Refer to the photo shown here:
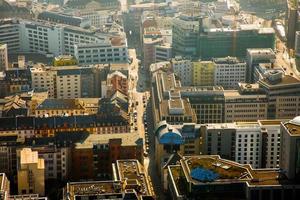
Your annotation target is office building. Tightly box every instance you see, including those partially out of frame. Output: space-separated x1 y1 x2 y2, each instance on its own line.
192 61 215 86
71 133 143 180
31 65 95 99
224 83 268 122
0 173 10 200
280 116 300 181
63 159 154 200
286 0 300 49
155 43 172 63
37 11 91 28
246 48 276 83
213 57 246 89
151 72 197 125
17 148 45 196
143 30 164 68
167 155 300 200
198 24 275 59
74 41 128 65
171 58 192 86
0 19 126 58
172 15 199 58
0 19 20 54
0 44 8 71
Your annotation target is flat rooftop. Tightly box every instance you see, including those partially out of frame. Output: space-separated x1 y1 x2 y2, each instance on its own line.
169 155 287 193
67 181 121 199
74 132 142 149
284 123 300 135
116 160 153 196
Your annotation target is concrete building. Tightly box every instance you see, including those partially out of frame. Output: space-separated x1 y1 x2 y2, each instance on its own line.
280 116 300 181
213 57 246 89
154 43 172 63
143 30 164 68
74 40 128 65
34 98 99 117
172 15 199 58
246 48 276 83
0 18 126 58
192 61 215 86
171 58 192 86
0 44 8 71
198 24 275 59
286 0 300 49
64 159 154 200
167 155 300 200
102 71 128 98
0 173 10 200
79 10 113 28
37 11 91 28
30 65 95 99
71 133 143 180
0 19 20 54
224 83 268 122
17 148 45 196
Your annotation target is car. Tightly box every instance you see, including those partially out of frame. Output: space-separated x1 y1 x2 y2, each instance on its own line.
135 127 138 131
146 146 149 152
143 151 148 157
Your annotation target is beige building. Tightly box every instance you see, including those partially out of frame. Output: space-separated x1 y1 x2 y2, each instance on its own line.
224 83 268 122
17 148 45 196
192 61 215 86
30 66 57 98
0 173 10 200
0 44 8 71
280 116 300 180
34 98 99 117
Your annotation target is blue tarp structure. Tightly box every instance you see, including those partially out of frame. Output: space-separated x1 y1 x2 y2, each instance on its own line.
190 167 219 182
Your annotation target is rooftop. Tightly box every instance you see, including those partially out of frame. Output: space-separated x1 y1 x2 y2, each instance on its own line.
74 132 143 149
66 181 122 199
116 160 153 197
36 99 84 110
169 155 288 196
284 117 300 135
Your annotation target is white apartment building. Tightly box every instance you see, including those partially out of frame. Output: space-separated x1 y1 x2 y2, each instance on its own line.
0 44 8 71
235 123 262 169
155 43 172 63
213 57 246 89
171 58 192 86
74 41 128 65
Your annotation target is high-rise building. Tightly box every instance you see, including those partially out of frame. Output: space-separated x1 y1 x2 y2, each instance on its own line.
286 0 300 49
198 24 275 59
280 116 300 181
246 48 276 83
0 44 8 71
17 148 45 196
213 57 246 89
171 58 192 86
172 15 199 58
0 173 10 200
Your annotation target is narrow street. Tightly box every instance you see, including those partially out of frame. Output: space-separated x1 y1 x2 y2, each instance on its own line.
128 49 165 199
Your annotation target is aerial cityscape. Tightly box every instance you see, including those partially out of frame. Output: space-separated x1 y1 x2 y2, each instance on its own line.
0 0 300 199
